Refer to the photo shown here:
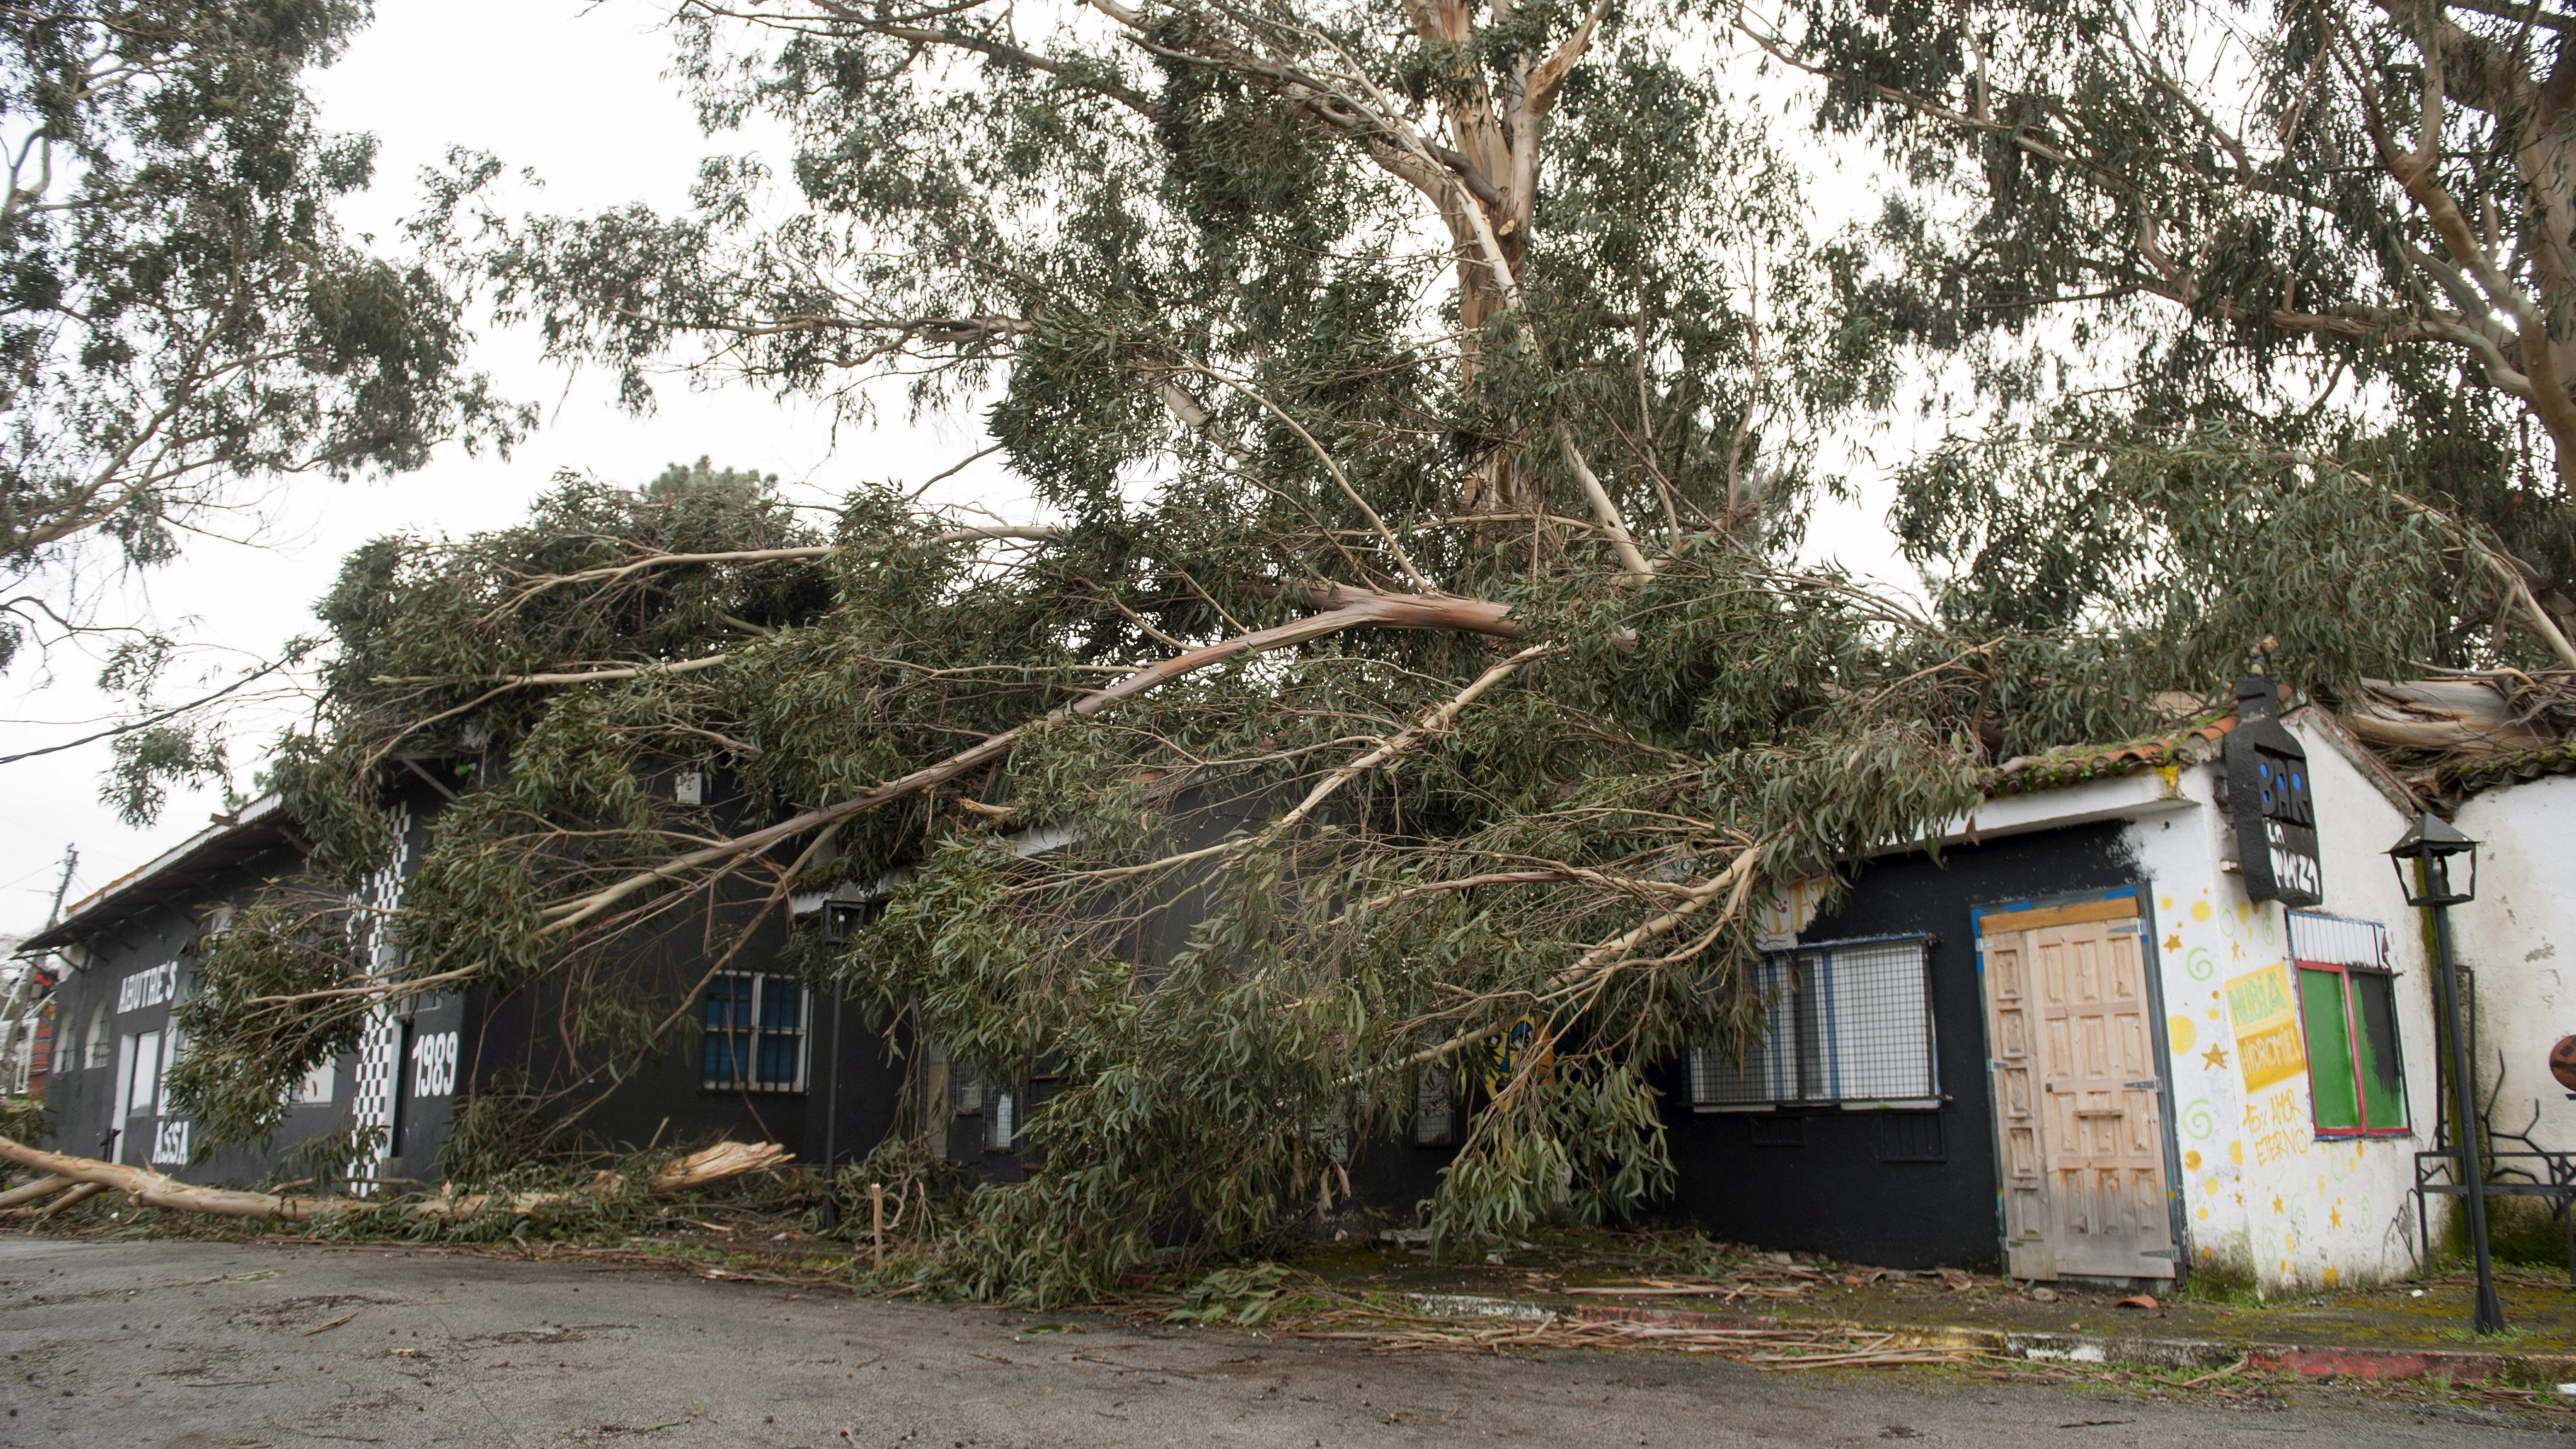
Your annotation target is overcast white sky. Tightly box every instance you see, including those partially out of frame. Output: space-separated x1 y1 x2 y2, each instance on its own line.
0 1 1917 937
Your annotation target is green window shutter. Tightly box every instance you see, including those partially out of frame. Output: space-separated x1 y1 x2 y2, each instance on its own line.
2348 972 2408 1131
2298 967 2361 1131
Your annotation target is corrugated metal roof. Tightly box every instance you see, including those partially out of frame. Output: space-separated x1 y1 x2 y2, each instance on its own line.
18 794 294 954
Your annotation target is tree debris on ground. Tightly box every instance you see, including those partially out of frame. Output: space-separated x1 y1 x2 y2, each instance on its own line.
0 1135 789 1224
1286 1314 1997 1369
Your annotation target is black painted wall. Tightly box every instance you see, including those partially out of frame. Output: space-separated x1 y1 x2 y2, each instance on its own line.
42 845 375 1188
1341 1126 1457 1220
1655 821 2143 1270
458 902 911 1180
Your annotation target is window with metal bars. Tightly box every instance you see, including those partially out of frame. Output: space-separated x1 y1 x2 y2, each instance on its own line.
1688 936 1936 1110
2287 912 2409 1137
934 1046 1034 1153
701 973 809 1092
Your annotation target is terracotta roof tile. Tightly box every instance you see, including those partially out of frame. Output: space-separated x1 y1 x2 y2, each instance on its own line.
2429 738 2576 798
1979 714 2238 799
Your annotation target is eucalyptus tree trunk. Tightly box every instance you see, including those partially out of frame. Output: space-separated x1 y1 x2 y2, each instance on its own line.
1750 0 2576 646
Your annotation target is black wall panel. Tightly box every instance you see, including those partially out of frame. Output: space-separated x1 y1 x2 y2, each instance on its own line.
1655 822 2141 1269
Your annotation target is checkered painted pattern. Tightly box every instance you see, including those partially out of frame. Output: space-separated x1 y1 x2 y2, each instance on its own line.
347 809 412 1188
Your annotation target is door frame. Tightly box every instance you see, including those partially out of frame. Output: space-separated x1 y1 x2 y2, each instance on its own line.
108 1031 136 1161
120 1027 163 1168
1969 884 2187 1284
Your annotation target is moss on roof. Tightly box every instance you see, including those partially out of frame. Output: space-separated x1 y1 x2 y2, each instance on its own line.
1977 714 2238 800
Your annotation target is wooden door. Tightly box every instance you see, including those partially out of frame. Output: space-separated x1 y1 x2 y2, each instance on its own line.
122 1029 161 1168
1979 898 2175 1282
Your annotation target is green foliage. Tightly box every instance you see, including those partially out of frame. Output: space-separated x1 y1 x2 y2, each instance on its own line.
1770 0 2576 654
1894 420 2477 753
267 1122 386 1195
0 1095 50 1155
1164 1261 1319 1326
177 0 2532 1305
436 1088 564 1192
0 2 530 674
170 893 371 1151
102 722 231 829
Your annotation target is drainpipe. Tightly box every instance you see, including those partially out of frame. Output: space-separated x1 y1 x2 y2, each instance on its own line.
820 989 844 1230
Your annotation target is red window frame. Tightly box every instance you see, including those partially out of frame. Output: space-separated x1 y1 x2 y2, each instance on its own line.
2287 912 2410 1140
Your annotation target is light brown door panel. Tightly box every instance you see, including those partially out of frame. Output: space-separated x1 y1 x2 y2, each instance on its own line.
1981 907 2176 1282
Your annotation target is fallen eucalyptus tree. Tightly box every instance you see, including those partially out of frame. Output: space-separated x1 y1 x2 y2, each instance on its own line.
119 0 2572 1306
0 1137 790 1224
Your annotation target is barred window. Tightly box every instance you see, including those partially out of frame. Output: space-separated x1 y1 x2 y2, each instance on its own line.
938 1050 1022 1151
702 973 809 1092
1415 1038 1456 1148
943 1059 1030 1153
1690 936 1936 1110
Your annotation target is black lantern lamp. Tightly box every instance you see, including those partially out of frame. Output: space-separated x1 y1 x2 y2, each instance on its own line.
2389 812 2478 907
2391 809 2504 1334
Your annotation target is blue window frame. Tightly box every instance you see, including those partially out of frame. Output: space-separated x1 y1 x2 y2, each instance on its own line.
702 973 808 1092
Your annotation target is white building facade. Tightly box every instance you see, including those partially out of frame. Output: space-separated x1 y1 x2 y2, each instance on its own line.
2450 765 2576 1204
1955 706 2448 1291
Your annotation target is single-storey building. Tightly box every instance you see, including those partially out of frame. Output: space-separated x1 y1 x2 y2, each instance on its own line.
19 777 910 1195
13 677 2484 1299
1660 679 2449 1292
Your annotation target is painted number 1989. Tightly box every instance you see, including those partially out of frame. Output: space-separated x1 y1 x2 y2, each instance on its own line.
411 1031 459 1097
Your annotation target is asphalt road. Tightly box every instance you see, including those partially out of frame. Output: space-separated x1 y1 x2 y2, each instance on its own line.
0 1237 2546 1447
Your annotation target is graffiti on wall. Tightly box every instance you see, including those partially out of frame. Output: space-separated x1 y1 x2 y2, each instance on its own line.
2224 961 2308 1093
2243 1084 2315 1168
2158 878 2415 1292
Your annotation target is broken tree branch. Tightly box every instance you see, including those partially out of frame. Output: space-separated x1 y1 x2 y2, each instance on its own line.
0 1135 794 1223
533 589 1523 936
0 1172 70 1209
501 527 1063 606
1559 429 1655 580
0 1137 344 1221
1072 641 1560 880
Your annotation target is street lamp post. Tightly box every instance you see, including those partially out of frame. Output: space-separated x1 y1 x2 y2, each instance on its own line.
2389 811 2505 1335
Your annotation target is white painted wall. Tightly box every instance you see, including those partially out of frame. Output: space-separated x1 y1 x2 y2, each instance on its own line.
2115 716 2441 1293
1960 717 2444 1289
2452 772 2576 1164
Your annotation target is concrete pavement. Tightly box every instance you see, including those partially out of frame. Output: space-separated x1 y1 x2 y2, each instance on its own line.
0 1237 2545 1447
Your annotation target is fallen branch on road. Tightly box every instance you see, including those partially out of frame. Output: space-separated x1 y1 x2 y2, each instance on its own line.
0 1135 792 1223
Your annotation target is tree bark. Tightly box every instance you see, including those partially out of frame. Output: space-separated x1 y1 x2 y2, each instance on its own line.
0 1135 795 1223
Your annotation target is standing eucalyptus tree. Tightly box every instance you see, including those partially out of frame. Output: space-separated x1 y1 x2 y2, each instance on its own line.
0 2 525 798
1744 0 2576 666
